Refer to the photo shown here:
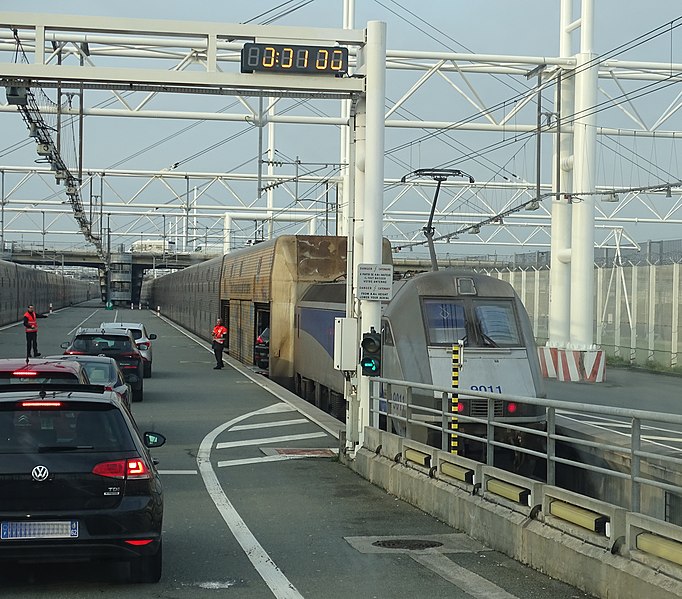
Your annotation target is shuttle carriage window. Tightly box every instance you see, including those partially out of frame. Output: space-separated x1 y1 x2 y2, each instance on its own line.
473 300 521 347
423 299 467 345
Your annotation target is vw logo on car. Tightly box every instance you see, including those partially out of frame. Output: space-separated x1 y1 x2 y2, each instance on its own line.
31 465 50 482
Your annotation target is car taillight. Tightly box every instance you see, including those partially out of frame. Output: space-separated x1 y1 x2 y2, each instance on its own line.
92 458 151 479
13 370 37 377
506 402 518 414
104 385 114 391
256 336 264 344
66 350 85 355
457 401 465 413
125 539 154 546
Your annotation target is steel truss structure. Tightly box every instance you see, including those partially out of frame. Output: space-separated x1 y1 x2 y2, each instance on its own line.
0 10 681 257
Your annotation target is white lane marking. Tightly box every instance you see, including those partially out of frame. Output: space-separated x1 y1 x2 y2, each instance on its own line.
216 431 327 450
563 413 682 436
198 405 303 599
218 454 314 468
558 414 681 452
68 309 102 336
231 419 309 431
158 470 198 475
157 314 339 439
576 421 631 428
411 553 520 599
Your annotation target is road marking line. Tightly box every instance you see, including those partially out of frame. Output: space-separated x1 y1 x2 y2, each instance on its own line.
576 421 631 428
158 469 198 475
216 431 327 449
231 419 309 431
68 309 102 336
218 454 313 467
158 313 339 439
198 405 303 599
411 553 520 599
559 414 681 451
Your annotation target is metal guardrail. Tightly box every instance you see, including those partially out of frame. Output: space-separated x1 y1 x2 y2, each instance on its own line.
369 377 682 518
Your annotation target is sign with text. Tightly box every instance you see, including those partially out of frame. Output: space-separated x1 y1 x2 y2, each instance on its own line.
357 264 393 301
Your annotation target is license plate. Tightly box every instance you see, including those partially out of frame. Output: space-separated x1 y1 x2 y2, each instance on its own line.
1 520 78 540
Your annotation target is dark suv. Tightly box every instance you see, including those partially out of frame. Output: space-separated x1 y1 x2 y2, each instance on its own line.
61 328 144 402
0 383 165 582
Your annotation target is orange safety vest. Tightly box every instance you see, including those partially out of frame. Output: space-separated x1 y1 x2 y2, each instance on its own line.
24 311 37 333
212 325 227 344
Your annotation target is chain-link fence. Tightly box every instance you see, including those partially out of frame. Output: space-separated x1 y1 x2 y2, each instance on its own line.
485 260 682 370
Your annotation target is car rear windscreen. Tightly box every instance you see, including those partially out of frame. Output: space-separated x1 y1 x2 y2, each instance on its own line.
73 335 133 353
0 402 135 453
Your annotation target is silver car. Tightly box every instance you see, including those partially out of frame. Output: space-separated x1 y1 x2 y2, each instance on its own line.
44 354 133 410
100 321 157 378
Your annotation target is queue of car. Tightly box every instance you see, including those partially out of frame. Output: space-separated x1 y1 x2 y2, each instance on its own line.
0 319 165 583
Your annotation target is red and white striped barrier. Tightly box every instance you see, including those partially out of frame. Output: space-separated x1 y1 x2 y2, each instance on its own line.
538 348 606 383
538 347 559 379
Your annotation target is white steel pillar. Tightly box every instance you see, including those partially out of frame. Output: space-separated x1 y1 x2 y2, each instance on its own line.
672 263 679 368
630 266 638 363
355 20 386 451
267 97 276 239
647 266 656 362
339 0 355 237
614 265 622 357
569 0 597 349
548 0 574 348
223 213 232 254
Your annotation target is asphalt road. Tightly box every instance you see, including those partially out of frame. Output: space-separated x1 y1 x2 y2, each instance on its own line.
0 303 594 598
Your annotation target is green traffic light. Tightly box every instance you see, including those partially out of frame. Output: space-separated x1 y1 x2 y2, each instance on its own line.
360 330 382 376
360 357 380 374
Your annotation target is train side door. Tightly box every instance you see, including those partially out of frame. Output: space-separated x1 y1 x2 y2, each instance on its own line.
220 300 230 351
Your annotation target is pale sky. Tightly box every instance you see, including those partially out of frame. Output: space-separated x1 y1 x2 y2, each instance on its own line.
1 1 681 256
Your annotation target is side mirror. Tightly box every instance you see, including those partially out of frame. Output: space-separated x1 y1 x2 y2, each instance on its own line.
60 341 69 349
149 334 157 340
144 432 166 448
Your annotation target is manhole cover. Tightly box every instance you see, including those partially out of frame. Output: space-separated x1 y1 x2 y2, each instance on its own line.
372 539 443 550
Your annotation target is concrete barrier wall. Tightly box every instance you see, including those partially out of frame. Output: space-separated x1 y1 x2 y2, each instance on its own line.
342 427 682 599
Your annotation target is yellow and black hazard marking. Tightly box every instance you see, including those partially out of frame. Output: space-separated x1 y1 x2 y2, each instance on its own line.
451 344 460 454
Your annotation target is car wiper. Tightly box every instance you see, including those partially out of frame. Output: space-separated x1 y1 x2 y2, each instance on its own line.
480 332 499 348
38 445 94 452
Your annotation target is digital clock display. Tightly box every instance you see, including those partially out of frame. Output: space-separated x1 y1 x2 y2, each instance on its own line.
240 42 348 75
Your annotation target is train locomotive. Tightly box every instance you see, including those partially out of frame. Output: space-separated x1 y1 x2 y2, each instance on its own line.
146 235 545 455
294 269 546 454
378 269 546 452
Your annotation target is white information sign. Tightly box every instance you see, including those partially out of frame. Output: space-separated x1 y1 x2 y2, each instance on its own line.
357 264 393 301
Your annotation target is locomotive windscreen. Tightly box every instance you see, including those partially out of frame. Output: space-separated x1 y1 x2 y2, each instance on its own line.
421 297 521 347
422 300 467 344
473 300 521 346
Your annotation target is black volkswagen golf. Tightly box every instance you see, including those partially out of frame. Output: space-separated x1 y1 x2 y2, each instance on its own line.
0 384 165 582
